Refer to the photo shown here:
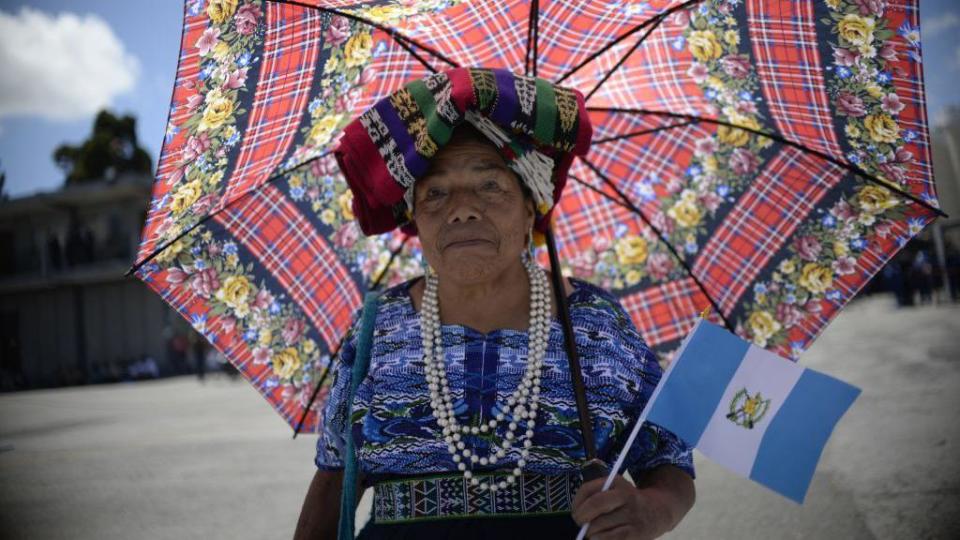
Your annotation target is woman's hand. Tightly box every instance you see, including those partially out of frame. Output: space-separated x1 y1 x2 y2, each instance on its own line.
571 466 695 540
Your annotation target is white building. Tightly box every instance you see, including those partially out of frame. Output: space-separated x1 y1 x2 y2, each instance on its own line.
0 174 195 389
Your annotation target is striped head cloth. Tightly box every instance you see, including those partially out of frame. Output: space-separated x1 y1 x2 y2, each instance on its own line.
334 67 593 236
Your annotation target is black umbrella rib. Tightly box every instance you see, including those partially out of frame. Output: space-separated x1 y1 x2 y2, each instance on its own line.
584 11 670 102
293 336 345 438
589 107 948 219
270 0 459 73
593 119 697 144
293 235 410 438
125 152 337 277
574 159 734 332
383 30 440 74
555 0 703 86
524 0 539 77
532 0 540 78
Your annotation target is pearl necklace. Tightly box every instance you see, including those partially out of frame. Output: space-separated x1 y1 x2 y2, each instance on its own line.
421 258 551 492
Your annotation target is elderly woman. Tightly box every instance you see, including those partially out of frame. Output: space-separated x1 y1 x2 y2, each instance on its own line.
294 68 695 540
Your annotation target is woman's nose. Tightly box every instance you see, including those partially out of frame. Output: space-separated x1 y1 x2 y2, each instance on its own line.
446 190 482 224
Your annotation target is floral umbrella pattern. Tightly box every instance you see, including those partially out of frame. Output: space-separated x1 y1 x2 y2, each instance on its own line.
133 0 941 432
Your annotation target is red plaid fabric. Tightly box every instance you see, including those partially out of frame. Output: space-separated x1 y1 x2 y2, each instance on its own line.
135 0 940 431
747 0 844 159
568 10 704 114
588 111 700 142
213 184 360 347
884 0 935 194
536 0 691 81
222 3 323 201
620 277 709 350
585 118 705 218
137 8 210 260
352 30 433 115
399 0 529 70
693 147 845 313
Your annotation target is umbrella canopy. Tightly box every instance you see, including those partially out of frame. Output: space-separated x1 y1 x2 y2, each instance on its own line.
131 0 942 432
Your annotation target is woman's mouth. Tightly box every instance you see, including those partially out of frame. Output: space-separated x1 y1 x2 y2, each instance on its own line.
444 239 494 250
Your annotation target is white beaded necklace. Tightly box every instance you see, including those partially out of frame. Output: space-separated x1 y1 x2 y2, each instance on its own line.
421 257 552 492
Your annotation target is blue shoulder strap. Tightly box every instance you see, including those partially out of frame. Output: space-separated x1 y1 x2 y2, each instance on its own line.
337 291 380 540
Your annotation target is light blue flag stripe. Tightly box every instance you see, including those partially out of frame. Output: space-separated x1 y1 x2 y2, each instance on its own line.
647 321 749 446
749 369 861 503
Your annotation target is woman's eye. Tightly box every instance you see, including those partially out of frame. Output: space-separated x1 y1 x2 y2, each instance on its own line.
425 188 445 200
481 180 502 191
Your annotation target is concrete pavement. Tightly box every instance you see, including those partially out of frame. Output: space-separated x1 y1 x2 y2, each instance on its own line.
0 294 957 539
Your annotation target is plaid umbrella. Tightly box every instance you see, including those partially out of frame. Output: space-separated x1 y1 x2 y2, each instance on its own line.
130 0 943 434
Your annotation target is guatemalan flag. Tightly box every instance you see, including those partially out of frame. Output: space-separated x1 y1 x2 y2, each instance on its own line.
645 318 861 503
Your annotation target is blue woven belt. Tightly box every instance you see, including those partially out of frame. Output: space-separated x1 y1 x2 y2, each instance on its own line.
372 471 582 524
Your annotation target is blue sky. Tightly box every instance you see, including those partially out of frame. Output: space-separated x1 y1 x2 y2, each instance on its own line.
0 0 958 199
0 0 182 197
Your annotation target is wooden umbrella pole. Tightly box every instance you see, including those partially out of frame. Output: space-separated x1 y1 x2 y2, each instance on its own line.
544 226 606 480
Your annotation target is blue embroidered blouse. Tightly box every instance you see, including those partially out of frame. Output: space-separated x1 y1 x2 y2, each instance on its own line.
315 277 694 482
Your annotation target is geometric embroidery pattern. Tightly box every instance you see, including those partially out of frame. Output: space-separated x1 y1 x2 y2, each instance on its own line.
373 472 582 523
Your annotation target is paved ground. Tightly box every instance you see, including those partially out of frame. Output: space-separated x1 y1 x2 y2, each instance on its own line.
0 294 958 539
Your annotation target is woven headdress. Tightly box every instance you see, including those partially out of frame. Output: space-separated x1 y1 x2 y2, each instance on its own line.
335 67 593 236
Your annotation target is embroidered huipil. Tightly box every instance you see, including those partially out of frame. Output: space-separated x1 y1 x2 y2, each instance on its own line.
315 278 694 482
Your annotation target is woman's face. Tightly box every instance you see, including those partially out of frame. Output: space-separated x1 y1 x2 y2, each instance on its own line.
412 128 535 285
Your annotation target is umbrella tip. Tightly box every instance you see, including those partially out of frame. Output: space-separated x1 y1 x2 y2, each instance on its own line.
699 305 712 319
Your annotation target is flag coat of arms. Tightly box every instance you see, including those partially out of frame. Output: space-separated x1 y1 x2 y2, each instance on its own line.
645 319 861 503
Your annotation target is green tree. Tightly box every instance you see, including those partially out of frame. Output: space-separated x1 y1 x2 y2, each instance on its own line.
53 110 153 185
0 158 8 201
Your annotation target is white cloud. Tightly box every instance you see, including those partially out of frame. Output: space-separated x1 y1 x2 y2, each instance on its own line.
0 7 140 122
924 12 960 37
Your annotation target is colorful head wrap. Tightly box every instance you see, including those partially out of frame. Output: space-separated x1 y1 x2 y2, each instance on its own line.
335 67 593 236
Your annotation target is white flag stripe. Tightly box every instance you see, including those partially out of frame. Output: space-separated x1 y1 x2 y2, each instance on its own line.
695 345 804 477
